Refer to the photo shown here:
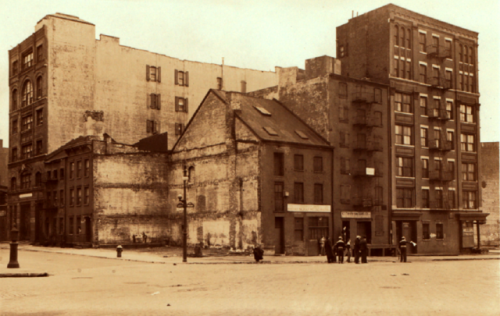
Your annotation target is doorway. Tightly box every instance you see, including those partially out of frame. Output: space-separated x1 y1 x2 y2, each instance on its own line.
85 217 92 243
357 221 372 244
20 203 31 240
275 217 285 254
342 220 351 241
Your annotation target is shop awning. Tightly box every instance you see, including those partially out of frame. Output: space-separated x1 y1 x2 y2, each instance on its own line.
456 212 489 224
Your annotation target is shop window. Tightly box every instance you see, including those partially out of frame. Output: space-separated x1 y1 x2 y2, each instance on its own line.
436 223 444 239
314 184 323 204
313 157 323 172
274 182 284 212
308 217 329 240
294 182 304 204
274 153 284 176
294 218 304 241
423 222 430 239
294 154 304 171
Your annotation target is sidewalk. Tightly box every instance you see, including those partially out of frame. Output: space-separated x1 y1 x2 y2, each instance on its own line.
1 242 499 272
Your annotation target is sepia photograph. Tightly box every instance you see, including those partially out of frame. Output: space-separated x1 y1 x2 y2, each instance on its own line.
0 0 499 315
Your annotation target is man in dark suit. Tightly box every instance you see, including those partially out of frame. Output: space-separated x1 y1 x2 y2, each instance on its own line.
360 235 368 264
353 235 361 264
334 237 345 263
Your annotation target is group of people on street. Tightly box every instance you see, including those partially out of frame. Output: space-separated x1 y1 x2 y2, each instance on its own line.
320 235 369 264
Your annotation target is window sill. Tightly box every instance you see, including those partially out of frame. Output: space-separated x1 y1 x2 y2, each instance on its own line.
395 144 415 148
394 111 414 116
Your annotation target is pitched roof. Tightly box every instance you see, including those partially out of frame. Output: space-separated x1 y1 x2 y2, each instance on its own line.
224 92 331 147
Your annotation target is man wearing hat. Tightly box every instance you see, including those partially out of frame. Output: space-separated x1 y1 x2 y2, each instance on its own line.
398 236 416 262
334 236 346 263
353 235 361 264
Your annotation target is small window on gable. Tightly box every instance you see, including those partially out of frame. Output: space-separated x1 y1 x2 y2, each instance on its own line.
254 106 271 116
263 126 278 136
295 130 308 139
175 123 184 136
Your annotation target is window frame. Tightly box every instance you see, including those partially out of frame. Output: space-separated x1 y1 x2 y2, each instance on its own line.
294 154 304 171
294 182 304 204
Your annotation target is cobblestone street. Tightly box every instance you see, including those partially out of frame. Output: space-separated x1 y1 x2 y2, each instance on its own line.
1 249 499 315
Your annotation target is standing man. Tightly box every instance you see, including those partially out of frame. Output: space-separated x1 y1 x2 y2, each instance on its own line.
360 235 368 264
345 239 352 263
325 237 334 263
353 235 361 264
399 236 416 262
334 237 345 263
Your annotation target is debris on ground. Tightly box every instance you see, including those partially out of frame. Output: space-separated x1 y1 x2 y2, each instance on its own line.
402 273 410 276
151 291 160 295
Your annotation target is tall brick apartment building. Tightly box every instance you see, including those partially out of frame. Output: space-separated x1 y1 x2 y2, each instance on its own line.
6 13 277 242
336 4 487 254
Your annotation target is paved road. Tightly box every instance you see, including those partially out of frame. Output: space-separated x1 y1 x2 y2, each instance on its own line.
1 249 499 315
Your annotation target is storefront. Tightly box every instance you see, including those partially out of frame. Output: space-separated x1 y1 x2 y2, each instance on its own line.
456 212 489 253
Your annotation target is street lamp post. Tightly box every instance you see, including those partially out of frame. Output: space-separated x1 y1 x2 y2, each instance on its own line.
177 167 194 263
7 227 20 269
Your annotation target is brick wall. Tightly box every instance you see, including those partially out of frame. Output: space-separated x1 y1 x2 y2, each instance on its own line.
480 142 499 246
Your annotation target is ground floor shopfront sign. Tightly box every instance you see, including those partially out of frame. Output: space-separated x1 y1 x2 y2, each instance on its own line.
287 204 331 213
341 211 371 219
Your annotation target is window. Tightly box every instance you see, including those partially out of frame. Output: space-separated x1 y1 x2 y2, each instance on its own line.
448 190 455 209
77 161 82 178
445 71 452 89
463 191 476 209
11 177 17 190
445 40 452 58
84 187 90 205
460 134 475 152
446 101 453 120
60 168 65 179
339 131 349 148
313 157 323 172
35 172 42 186
420 128 428 147
395 125 412 145
12 89 18 110
70 162 75 179
340 185 350 204
174 123 184 136
294 182 304 203
175 97 188 112
69 216 74 234
419 33 426 52
314 184 323 204
422 158 429 178
36 140 43 155
60 190 65 206
435 189 443 208
149 66 157 82
146 65 161 82
21 143 33 159
147 120 159 134
308 217 329 240
433 129 441 148
241 81 246 93
23 50 33 69
394 25 399 46
12 61 18 76
22 81 33 107
36 77 43 99
374 89 382 103
419 97 428 116
294 218 304 241
338 82 347 98
339 105 348 122
432 67 439 84
374 111 382 127
217 77 222 90
448 161 455 175
447 131 454 150
393 58 399 77
462 163 476 181
21 115 33 132
76 216 82 234
85 159 90 177
12 148 18 162
340 157 350 175
274 182 284 212
396 157 414 177
37 45 43 62
12 119 18 134
395 93 412 113
149 94 161 110
54 190 58 206
70 189 75 205
339 45 345 57
294 154 304 171
36 108 43 125
273 153 284 176
422 189 429 208
175 70 188 86
77 187 82 205
460 105 474 123
423 222 430 239
21 174 31 189
396 188 415 208
419 64 427 83
436 223 444 239
47 192 51 205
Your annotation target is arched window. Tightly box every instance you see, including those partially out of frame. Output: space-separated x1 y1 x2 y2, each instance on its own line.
12 89 18 110
35 172 42 186
36 76 43 99
11 177 17 190
22 81 33 107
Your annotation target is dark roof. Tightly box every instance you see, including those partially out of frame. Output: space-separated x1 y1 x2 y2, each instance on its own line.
221 91 331 147
44 135 103 162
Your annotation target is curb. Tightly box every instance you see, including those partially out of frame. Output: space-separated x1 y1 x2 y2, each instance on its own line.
0 272 49 278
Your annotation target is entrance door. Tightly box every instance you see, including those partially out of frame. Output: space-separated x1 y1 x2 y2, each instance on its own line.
35 203 44 242
85 217 92 243
275 217 285 254
20 204 31 241
342 221 351 241
357 221 372 244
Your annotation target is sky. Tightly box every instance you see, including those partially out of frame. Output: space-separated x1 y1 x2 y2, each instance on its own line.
1 0 499 147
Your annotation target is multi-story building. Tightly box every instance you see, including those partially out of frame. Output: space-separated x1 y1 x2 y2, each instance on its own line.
7 13 277 241
169 90 333 255
251 56 393 255
480 142 499 246
1 140 9 241
336 4 487 254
